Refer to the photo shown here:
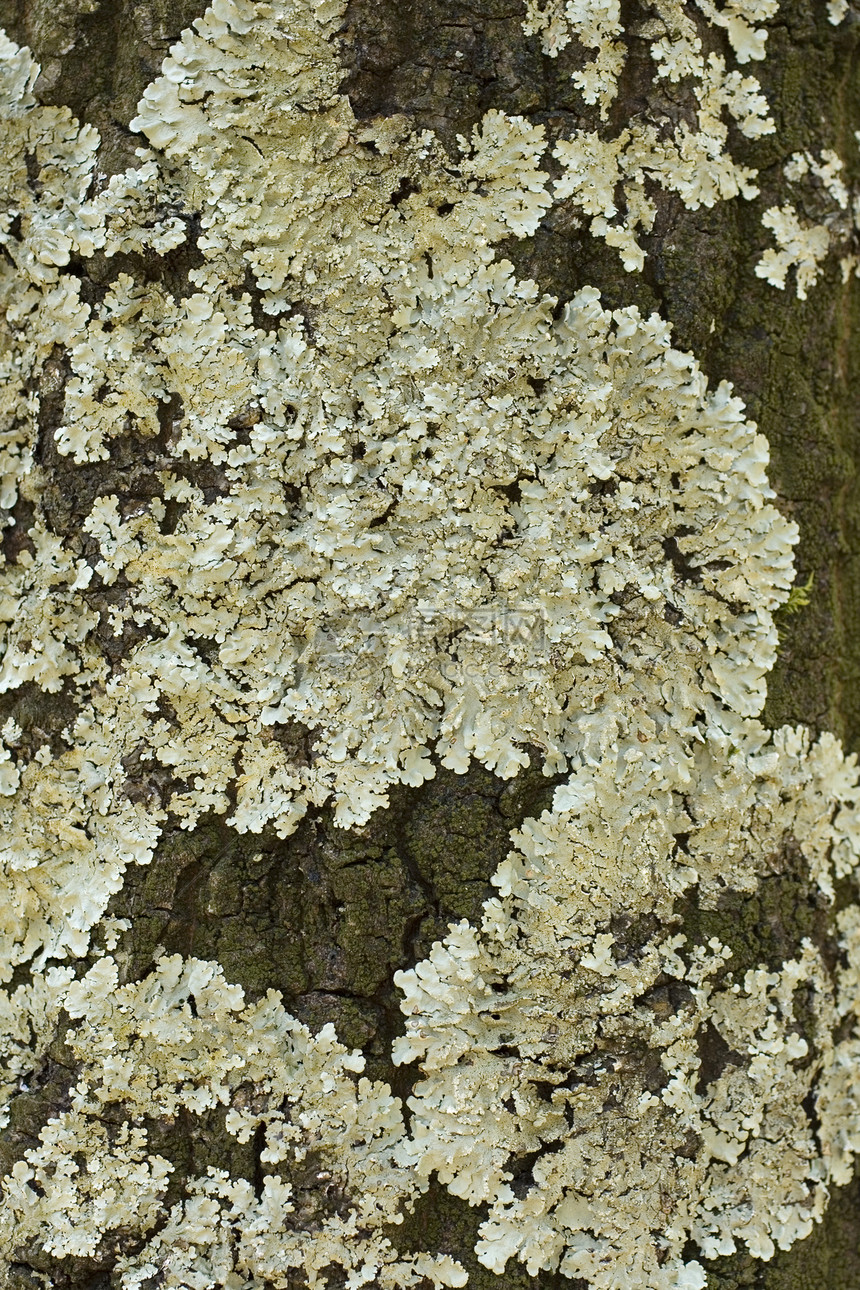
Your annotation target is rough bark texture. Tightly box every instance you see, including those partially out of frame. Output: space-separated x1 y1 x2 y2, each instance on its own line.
0 0 859 1287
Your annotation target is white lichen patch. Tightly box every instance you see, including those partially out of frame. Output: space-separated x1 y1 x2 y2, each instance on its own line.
0 734 163 983
0 0 799 863
828 0 851 23
0 1 859 1288
0 954 466 1289
525 0 778 268
756 203 833 299
395 726 860 1288
756 149 860 298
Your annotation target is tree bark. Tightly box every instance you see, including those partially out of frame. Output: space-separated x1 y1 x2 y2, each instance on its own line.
0 1 859 1288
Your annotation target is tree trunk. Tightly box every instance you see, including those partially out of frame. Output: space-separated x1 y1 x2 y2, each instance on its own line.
0 1 859 1288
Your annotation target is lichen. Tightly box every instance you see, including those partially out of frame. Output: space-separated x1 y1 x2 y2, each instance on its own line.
394 728 860 1288
755 147 860 298
0 954 467 1289
525 0 779 269
0 0 858 1288
0 0 800 861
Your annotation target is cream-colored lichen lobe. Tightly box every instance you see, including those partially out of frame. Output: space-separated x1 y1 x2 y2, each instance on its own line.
756 146 860 297
525 0 778 270
0 0 860 1288
395 728 860 1289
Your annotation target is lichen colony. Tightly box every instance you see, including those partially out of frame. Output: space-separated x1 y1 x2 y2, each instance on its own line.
0 1 859 1287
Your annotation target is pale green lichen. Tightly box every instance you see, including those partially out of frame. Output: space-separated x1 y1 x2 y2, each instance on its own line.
395 727 860 1288
525 0 778 269
0 1 859 1289
1 955 467 1289
756 149 860 298
527 1 856 278
0 0 797 848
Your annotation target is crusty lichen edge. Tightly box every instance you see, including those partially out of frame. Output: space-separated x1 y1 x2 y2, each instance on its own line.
0 0 859 1287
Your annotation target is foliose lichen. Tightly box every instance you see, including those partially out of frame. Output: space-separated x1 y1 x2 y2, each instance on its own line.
0 0 859 1288
755 144 860 298
525 0 778 270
